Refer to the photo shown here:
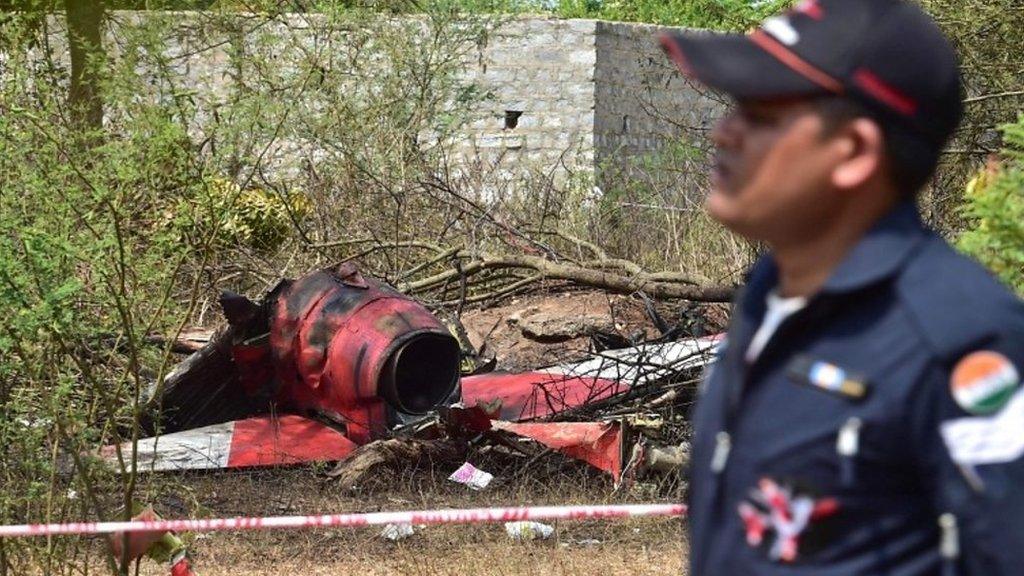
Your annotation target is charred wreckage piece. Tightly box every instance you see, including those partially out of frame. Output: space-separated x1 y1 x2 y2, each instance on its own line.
143 262 460 441
116 262 720 482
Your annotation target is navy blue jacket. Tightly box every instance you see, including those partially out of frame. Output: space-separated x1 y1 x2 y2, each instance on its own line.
689 202 1024 575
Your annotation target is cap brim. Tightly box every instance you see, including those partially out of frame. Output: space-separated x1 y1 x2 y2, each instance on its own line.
659 32 825 100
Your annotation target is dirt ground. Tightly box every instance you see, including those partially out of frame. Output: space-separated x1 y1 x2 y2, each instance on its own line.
118 466 688 576
459 289 726 371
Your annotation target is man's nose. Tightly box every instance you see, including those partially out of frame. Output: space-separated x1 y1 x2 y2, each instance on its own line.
711 110 741 150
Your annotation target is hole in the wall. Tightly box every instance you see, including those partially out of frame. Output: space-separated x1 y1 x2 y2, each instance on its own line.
504 110 523 130
622 115 631 133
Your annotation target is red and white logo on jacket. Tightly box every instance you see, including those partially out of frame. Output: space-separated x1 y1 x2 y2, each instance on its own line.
737 477 840 562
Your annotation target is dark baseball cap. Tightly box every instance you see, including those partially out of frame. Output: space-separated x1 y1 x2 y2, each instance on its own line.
660 0 963 152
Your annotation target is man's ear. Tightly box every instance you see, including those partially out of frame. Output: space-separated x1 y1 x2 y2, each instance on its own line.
832 118 884 190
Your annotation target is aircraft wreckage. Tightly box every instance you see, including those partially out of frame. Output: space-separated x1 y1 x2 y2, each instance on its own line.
104 262 721 483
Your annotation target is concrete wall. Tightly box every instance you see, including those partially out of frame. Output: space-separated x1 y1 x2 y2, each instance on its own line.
461 18 597 174
462 17 723 191
6 14 721 194
593 21 723 191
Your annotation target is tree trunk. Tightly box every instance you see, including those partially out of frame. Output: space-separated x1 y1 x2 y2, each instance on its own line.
65 0 105 133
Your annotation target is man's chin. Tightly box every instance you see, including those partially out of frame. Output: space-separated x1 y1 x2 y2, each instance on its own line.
705 188 739 224
705 190 758 239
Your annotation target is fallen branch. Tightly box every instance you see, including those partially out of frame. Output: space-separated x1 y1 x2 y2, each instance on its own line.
402 253 733 302
526 228 609 261
963 90 1024 104
436 274 544 307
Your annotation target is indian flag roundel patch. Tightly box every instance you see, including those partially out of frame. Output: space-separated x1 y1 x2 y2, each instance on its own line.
950 351 1020 415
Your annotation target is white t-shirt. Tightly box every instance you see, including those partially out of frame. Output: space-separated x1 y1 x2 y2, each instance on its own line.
745 290 808 363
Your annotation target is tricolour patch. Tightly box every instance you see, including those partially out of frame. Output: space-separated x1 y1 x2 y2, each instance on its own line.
950 351 1019 415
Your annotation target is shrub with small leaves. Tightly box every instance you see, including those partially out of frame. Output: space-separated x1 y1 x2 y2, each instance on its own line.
957 115 1024 295
179 178 312 251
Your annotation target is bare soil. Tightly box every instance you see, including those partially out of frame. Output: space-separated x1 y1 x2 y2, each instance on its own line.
459 289 726 371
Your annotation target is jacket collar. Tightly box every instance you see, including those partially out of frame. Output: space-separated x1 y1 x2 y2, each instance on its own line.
740 201 928 317
820 201 928 294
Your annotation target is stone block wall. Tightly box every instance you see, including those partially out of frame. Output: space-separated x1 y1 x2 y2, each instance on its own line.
593 21 724 193
458 18 598 181
461 17 723 193
5 14 722 195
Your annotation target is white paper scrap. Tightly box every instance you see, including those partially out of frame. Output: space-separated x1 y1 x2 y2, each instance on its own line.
381 523 415 541
447 462 493 490
505 521 554 541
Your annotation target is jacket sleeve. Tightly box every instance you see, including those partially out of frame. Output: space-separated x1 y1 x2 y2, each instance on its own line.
909 329 1024 575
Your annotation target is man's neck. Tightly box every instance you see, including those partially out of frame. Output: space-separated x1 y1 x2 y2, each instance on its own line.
772 235 859 298
770 199 897 299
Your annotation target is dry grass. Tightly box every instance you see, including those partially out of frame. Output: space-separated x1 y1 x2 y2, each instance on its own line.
191 540 685 575
114 464 688 576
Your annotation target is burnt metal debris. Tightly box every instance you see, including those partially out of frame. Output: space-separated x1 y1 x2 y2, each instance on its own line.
129 261 720 482
148 262 460 443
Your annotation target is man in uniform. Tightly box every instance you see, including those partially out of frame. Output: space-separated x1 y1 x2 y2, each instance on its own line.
658 0 1024 574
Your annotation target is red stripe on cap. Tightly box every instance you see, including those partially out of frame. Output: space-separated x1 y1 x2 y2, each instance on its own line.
750 30 843 94
795 0 824 20
659 33 695 77
853 68 918 115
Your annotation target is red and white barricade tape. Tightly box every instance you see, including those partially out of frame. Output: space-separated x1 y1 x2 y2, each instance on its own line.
0 503 686 538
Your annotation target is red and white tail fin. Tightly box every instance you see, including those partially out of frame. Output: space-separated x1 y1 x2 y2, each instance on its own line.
102 415 356 473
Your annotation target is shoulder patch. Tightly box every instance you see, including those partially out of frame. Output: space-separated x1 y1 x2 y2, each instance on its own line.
941 387 1024 466
950 351 1020 415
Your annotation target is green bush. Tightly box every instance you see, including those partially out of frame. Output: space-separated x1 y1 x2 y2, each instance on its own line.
552 0 790 30
170 178 312 251
957 115 1024 295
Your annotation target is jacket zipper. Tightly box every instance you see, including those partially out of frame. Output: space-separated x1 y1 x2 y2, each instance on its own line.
836 416 862 487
